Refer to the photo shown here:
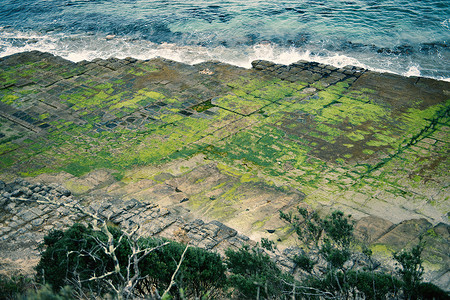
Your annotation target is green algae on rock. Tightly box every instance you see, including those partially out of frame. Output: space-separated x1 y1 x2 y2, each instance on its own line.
0 51 448 220
0 51 449 288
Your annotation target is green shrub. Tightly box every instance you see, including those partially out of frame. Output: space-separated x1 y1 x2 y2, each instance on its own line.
36 223 123 294
138 239 227 299
417 282 449 300
225 245 293 299
0 273 33 300
19 285 73 300
36 223 226 299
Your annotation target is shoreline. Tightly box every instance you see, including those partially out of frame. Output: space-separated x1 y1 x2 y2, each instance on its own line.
0 50 449 290
1 41 449 82
0 50 449 223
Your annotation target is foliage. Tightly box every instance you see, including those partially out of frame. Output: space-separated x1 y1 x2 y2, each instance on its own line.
19 285 73 300
138 240 227 299
225 245 293 299
280 208 354 273
0 273 33 300
36 223 122 294
260 237 276 252
416 282 450 300
279 208 449 299
9 210 447 300
293 254 315 273
322 210 354 247
347 271 400 300
35 223 227 299
393 237 426 300
280 207 323 248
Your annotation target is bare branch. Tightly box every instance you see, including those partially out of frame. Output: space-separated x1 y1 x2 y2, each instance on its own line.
279 278 336 299
11 195 171 299
161 243 190 298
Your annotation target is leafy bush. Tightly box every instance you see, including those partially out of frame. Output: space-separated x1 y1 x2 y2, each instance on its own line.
225 245 294 299
279 208 449 299
36 223 123 295
393 238 425 300
29 212 450 299
347 271 401 300
35 223 226 299
138 239 227 299
19 285 72 300
417 282 450 300
0 273 33 300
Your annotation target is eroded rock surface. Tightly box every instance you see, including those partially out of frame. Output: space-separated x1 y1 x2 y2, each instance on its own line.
0 51 449 289
0 179 449 290
0 179 252 274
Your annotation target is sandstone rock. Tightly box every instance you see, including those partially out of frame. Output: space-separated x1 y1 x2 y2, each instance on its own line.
31 218 44 227
55 186 71 196
32 186 42 193
5 202 16 213
211 220 237 240
123 198 140 210
18 210 37 222
354 216 395 243
282 246 305 261
0 176 447 290
11 190 23 197
20 187 33 197
374 218 432 250
433 223 450 240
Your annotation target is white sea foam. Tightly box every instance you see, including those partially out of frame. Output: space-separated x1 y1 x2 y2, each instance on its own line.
0 30 448 81
403 65 421 77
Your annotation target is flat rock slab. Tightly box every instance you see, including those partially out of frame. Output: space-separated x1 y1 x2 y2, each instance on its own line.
0 51 449 289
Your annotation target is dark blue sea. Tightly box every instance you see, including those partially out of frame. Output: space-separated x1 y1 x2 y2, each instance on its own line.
0 0 449 80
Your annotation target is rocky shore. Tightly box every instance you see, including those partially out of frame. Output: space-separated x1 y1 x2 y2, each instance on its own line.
0 178 251 273
0 177 449 290
0 51 449 290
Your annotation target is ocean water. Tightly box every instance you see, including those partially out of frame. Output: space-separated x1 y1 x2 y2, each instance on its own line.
0 0 449 80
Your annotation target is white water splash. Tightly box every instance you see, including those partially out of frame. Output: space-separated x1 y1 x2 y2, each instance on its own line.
403 65 421 77
0 29 448 81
